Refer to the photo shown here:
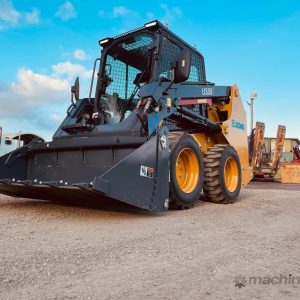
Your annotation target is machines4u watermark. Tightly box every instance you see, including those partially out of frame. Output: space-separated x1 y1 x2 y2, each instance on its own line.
234 274 300 288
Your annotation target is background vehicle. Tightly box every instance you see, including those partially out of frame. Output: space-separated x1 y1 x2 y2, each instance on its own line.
249 122 286 181
0 128 44 157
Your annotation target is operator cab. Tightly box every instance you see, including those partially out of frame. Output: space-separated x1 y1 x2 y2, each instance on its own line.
95 20 206 125
55 21 209 138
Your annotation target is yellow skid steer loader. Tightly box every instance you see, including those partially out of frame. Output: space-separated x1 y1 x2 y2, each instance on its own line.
0 21 252 211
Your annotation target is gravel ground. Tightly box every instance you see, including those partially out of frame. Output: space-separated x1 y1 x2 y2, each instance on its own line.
0 184 299 300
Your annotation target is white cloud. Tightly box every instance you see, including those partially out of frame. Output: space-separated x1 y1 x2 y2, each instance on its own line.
11 69 68 98
0 61 92 118
55 1 76 21
0 1 41 29
112 6 129 18
0 61 93 139
0 0 20 29
73 49 88 60
97 6 140 27
111 6 139 19
52 61 92 80
0 69 69 118
160 3 182 25
24 8 40 25
0 0 20 24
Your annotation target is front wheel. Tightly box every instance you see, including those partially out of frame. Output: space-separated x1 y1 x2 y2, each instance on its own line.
203 144 242 203
169 133 204 209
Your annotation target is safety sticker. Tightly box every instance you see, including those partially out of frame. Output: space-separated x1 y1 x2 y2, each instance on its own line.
140 165 154 178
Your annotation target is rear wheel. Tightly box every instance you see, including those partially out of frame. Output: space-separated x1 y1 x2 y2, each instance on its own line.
203 144 241 203
169 133 204 209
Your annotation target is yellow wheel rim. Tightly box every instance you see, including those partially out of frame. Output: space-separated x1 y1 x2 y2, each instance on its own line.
224 157 239 192
175 148 199 193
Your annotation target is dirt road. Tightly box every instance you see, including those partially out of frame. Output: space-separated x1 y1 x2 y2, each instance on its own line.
0 184 299 299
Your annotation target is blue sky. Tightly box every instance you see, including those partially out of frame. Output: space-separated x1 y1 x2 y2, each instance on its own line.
0 0 299 140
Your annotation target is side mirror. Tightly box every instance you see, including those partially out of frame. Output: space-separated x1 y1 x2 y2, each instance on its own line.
172 49 191 84
71 77 80 101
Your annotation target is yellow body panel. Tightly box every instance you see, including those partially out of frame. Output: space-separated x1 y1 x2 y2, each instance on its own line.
192 85 252 187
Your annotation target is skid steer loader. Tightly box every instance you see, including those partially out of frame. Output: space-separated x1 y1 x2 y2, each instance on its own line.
0 21 252 211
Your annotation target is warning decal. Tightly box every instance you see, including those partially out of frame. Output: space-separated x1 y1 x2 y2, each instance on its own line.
140 165 154 178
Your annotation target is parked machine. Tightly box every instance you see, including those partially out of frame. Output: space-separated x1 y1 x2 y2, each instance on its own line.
0 128 44 157
249 122 286 181
0 21 252 211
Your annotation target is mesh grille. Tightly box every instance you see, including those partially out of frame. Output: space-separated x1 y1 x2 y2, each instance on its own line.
157 36 181 80
105 33 154 100
157 31 206 83
189 53 206 82
106 55 140 100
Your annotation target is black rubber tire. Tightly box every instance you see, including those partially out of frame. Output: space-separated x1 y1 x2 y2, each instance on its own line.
203 144 242 204
169 133 204 209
